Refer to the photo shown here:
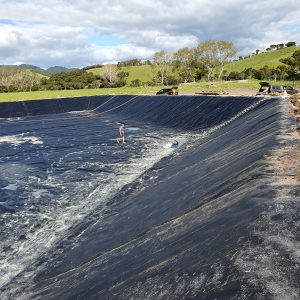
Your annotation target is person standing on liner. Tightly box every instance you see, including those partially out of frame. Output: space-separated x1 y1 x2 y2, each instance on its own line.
118 123 125 143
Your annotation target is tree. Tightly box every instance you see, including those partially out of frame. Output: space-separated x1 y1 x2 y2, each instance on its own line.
0 68 40 92
226 71 242 80
194 40 236 80
130 79 142 87
243 67 256 79
82 64 103 70
285 41 296 47
259 65 273 80
275 65 288 80
42 69 98 90
280 50 300 80
153 50 173 85
215 40 237 79
143 60 152 65
117 59 142 67
101 64 118 83
173 47 195 83
194 40 219 81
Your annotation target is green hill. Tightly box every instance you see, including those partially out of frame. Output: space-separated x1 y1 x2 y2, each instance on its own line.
19 64 45 73
88 65 160 85
224 46 300 73
46 66 77 74
0 64 75 76
87 46 300 85
122 65 158 84
0 65 48 78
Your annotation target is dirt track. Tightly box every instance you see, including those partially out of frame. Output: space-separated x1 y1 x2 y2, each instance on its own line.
181 87 258 96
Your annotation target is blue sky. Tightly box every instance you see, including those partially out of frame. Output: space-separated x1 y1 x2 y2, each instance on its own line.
86 30 126 46
0 19 16 25
0 0 299 68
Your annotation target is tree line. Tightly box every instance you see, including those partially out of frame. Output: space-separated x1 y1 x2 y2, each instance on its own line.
0 66 129 92
152 40 237 85
237 41 297 60
0 68 40 92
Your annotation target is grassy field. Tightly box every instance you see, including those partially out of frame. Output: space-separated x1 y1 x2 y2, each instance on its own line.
88 65 175 85
122 65 158 84
88 65 159 85
1 80 300 102
0 86 161 102
224 46 300 73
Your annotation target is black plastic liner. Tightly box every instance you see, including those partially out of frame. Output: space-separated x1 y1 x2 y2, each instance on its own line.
1 96 298 299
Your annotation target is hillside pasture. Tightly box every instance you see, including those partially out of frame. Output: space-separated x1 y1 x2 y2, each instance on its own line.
224 46 300 73
88 65 159 85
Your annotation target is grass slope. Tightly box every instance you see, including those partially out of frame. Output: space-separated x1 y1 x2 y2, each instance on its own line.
224 46 300 73
122 65 158 84
88 65 159 85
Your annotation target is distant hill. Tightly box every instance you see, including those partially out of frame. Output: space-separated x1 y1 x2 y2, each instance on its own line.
0 65 48 78
224 46 300 73
19 64 45 73
46 66 77 73
0 64 76 75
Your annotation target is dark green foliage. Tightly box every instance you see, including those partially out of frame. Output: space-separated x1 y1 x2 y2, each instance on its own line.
82 64 103 70
41 69 98 90
226 71 243 80
224 49 300 81
193 63 208 81
131 80 156 87
130 79 143 87
46 66 76 74
0 86 9 92
143 60 152 66
265 43 291 51
117 59 152 67
117 59 142 67
117 71 129 80
224 64 290 81
280 50 300 79
163 74 179 85
285 41 296 47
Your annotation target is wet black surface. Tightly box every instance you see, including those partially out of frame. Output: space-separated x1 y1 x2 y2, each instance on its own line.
0 96 299 299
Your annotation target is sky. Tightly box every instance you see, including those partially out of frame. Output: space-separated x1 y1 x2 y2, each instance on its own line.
0 0 300 69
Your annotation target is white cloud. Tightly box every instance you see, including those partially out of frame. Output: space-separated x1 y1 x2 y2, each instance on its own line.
0 0 299 68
